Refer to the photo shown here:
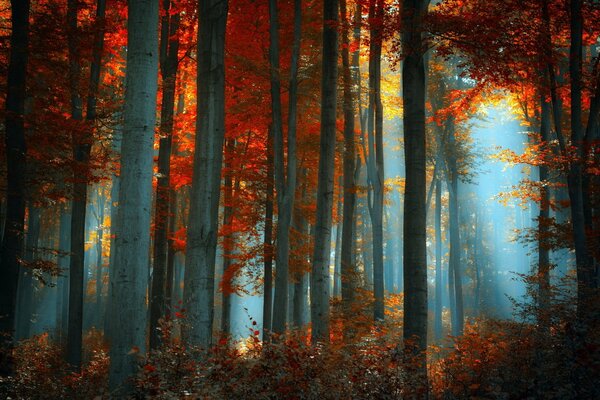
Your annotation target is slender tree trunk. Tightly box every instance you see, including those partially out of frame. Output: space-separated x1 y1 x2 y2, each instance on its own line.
311 0 338 344
67 0 106 370
292 197 309 328
333 177 343 298
94 192 105 328
149 0 180 350
263 131 274 340
568 0 592 320
340 0 358 311
366 0 385 321
447 117 463 336
538 95 551 318
165 87 186 311
401 0 428 384
16 206 40 341
0 0 30 376
56 207 71 344
108 0 159 390
183 0 228 347
270 0 301 337
220 138 235 335
434 179 443 342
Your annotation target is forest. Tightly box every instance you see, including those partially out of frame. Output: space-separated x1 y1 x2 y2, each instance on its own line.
0 0 599 398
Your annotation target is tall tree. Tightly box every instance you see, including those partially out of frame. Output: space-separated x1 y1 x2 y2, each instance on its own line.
149 0 180 351
434 178 443 342
108 0 159 390
269 0 301 336
311 0 338 344
446 116 464 336
340 0 358 312
0 0 30 376
401 0 428 381
366 0 385 321
263 131 274 340
182 0 228 347
67 0 106 371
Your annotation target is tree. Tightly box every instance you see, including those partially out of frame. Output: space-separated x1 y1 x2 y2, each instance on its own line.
366 0 385 321
401 0 429 381
270 0 301 337
150 0 180 351
311 0 338 344
107 0 159 390
67 0 106 371
183 0 228 347
340 0 358 313
0 0 30 376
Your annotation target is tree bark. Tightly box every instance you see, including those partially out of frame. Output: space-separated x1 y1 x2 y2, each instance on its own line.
434 178 443 342
16 205 40 341
538 95 551 318
366 0 385 321
107 0 159 391
150 0 180 351
0 0 30 376
263 131 274 340
311 0 338 344
340 0 358 311
182 0 228 347
270 0 301 337
67 0 106 371
447 117 463 336
401 0 428 383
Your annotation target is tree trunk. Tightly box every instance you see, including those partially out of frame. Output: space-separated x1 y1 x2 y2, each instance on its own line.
340 0 358 311
333 176 342 298
366 0 385 321
182 0 228 347
434 178 443 342
0 0 30 376
568 0 593 319
149 0 180 350
107 0 159 391
538 95 551 318
311 0 338 344
447 117 464 336
220 138 237 336
263 131 274 340
270 0 301 337
401 0 428 383
16 205 41 341
94 191 105 329
56 207 71 344
67 0 106 370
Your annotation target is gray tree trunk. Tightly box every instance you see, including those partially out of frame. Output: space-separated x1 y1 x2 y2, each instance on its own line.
340 0 358 311
263 132 274 340
182 0 228 348
149 0 180 350
107 0 159 391
447 117 463 336
366 0 385 321
434 178 442 342
67 0 106 370
401 0 428 380
270 0 301 337
538 95 551 317
311 0 338 344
